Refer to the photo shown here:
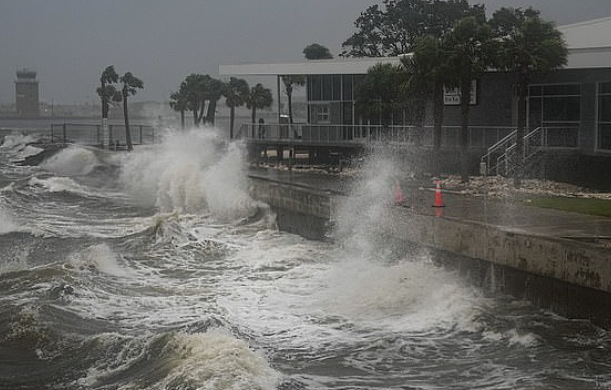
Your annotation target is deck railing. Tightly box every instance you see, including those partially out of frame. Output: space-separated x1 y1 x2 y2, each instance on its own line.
237 123 515 149
50 123 158 147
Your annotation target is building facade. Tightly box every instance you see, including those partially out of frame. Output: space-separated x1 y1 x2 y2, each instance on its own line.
220 16 611 188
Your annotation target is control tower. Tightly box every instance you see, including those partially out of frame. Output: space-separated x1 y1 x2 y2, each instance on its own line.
15 68 40 118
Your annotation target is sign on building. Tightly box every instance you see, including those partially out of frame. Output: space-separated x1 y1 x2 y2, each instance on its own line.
443 80 477 105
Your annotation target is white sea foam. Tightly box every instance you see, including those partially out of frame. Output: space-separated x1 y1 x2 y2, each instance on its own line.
75 330 278 390
40 146 100 176
28 176 91 196
0 133 38 149
157 330 279 390
119 127 258 219
0 204 30 236
66 244 133 277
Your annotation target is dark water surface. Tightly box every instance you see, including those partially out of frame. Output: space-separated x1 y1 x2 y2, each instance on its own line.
1 127 611 390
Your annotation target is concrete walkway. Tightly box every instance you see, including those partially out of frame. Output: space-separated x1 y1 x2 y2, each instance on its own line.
248 167 611 247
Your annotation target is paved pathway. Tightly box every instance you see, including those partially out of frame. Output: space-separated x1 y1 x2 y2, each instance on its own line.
248 168 611 245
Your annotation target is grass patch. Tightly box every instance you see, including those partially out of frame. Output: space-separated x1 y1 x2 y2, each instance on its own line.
526 197 611 217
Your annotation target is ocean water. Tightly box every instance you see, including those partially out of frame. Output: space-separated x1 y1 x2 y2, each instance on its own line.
1 126 611 390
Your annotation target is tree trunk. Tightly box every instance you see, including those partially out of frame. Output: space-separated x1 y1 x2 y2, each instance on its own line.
101 80 109 149
229 106 235 139
197 101 205 126
206 100 217 126
287 92 294 124
251 108 257 137
123 96 133 151
460 70 472 183
433 81 444 150
180 110 185 130
514 72 528 188
192 109 198 127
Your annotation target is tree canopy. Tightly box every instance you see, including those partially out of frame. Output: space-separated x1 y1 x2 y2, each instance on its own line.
354 63 408 126
490 7 568 186
341 0 484 57
223 77 250 138
303 43 334 59
179 74 224 127
246 83 273 125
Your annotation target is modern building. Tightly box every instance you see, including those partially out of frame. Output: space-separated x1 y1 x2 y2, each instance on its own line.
220 16 611 188
15 68 40 118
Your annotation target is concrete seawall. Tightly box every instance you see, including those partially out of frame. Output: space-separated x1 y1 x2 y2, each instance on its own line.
249 175 611 327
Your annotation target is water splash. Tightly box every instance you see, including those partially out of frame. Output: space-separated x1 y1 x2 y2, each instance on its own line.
40 146 100 176
119 128 258 220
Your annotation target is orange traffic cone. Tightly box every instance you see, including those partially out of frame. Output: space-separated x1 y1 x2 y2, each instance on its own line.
394 181 405 207
432 181 445 208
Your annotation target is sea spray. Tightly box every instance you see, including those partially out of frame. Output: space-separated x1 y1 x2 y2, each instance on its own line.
332 152 400 260
119 128 258 219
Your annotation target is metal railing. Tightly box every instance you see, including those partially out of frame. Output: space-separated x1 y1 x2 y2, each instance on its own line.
485 126 579 176
50 123 158 147
237 123 515 149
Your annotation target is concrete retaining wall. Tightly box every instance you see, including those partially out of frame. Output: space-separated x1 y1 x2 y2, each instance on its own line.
249 176 611 327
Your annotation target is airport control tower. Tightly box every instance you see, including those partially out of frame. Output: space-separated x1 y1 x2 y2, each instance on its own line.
15 68 40 118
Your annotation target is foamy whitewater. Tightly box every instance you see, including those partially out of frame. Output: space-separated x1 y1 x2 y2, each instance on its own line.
1 127 611 390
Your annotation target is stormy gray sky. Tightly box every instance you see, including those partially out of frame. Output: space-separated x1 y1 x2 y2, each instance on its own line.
1 0 610 105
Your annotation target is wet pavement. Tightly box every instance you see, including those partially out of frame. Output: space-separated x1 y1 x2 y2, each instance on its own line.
248 167 611 245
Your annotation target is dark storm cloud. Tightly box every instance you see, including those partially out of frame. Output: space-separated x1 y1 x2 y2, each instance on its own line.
1 0 609 105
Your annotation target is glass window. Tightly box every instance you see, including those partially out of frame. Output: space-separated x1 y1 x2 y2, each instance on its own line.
332 75 342 101
597 82 611 150
529 86 542 97
310 76 322 101
309 104 330 123
528 84 581 127
543 96 581 122
599 124 611 150
600 82 611 94
322 76 333 101
599 95 611 122
543 84 580 96
342 102 353 125
342 75 353 101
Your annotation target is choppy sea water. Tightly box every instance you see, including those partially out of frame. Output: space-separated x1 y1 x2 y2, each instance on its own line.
1 127 611 390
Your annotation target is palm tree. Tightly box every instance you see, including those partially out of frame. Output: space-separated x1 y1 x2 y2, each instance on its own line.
96 65 121 147
119 72 144 151
490 7 568 187
402 35 453 150
223 77 250 138
281 75 305 124
446 16 495 182
169 88 188 130
180 74 204 127
246 83 273 127
355 63 407 129
200 75 225 126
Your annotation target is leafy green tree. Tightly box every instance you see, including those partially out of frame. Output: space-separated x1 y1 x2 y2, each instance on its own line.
96 65 122 147
222 77 250 138
355 63 407 128
303 43 334 59
490 7 568 187
119 72 144 151
281 75 306 124
169 88 188 130
341 0 484 57
445 16 494 182
246 83 273 126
